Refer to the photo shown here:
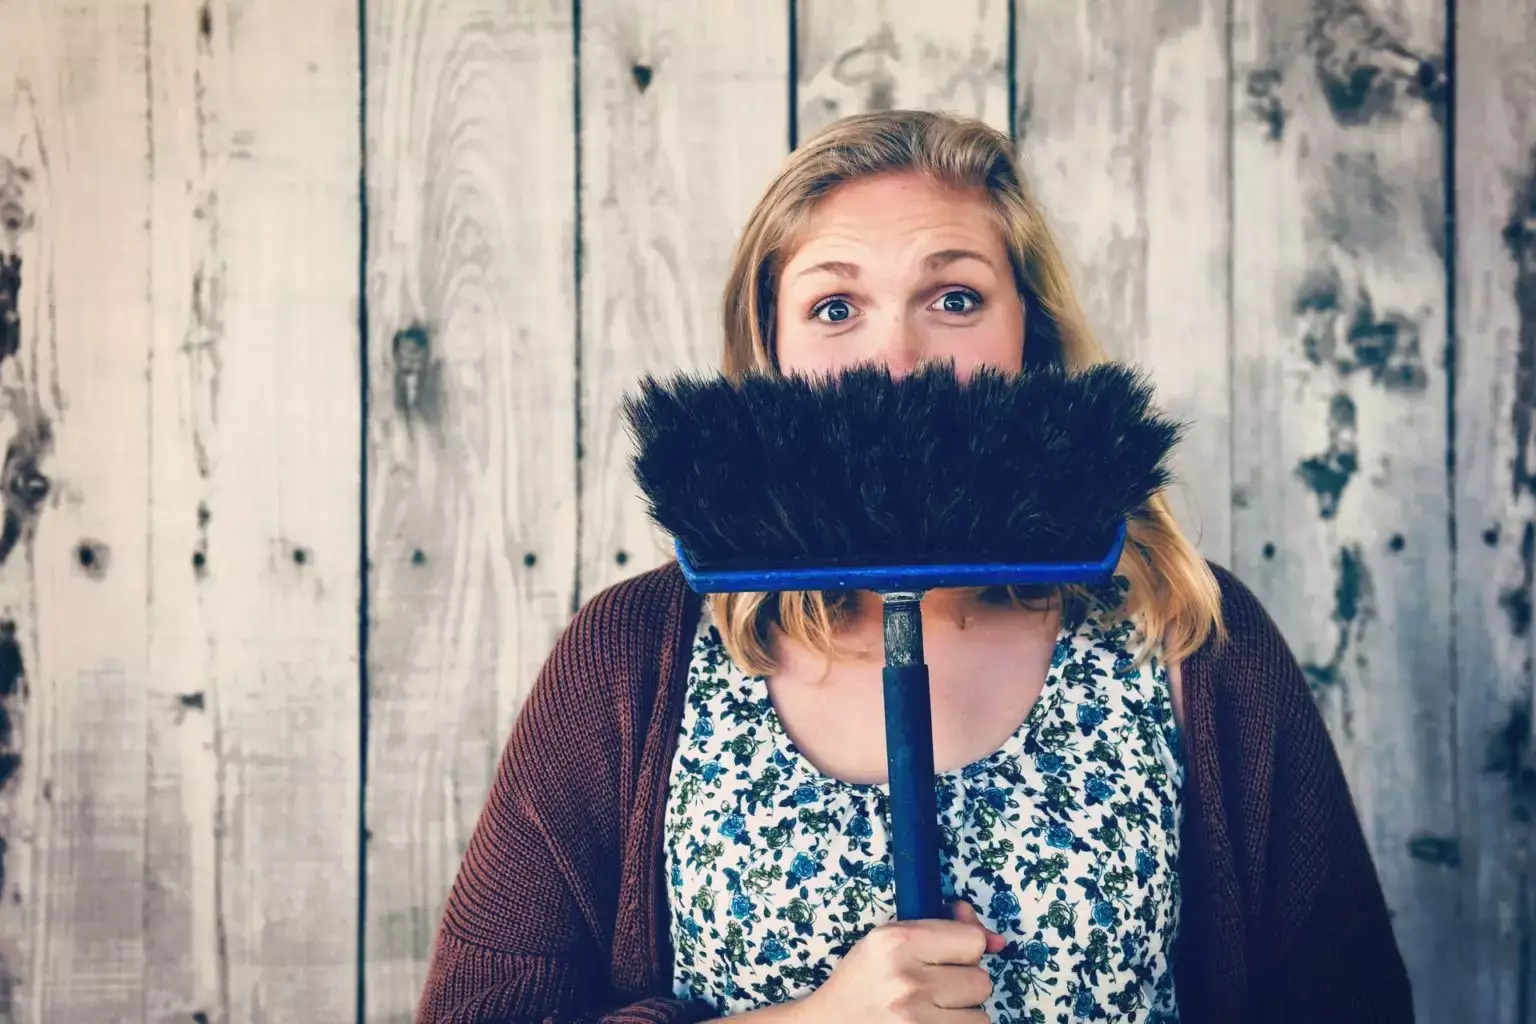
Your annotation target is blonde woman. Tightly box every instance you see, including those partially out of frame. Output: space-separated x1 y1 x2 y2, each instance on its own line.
418 110 1411 1024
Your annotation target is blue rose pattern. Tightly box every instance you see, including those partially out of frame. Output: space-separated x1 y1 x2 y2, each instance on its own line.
665 598 1183 1022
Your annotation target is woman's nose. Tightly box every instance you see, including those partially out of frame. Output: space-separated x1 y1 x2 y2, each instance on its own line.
874 316 924 379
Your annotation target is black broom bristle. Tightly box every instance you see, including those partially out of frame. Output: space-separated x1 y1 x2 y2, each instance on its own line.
621 359 1182 573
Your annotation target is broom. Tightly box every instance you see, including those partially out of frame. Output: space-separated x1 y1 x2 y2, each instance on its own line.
621 358 1180 922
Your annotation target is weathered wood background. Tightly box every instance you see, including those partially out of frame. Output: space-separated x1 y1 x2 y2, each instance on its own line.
0 1 1529 1021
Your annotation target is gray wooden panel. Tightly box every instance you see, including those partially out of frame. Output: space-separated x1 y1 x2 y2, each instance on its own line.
1014 0 1232 567
1454 0 1536 1019
143 2 231 1017
151 1 364 1019
1230 1 1457 1019
0 3 154 1019
797 0 1010 140
578 1 790 602
363 1 580 1020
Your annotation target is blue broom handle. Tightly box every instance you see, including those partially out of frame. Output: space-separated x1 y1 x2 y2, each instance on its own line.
881 596 945 921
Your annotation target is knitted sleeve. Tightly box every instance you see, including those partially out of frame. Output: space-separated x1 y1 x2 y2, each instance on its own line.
416 574 713 1024
1214 567 1415 1023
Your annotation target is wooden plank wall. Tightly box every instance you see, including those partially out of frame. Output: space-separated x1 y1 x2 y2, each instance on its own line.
0 1 1529 1022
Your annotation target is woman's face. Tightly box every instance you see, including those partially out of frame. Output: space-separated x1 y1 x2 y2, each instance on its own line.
774 171 1026 380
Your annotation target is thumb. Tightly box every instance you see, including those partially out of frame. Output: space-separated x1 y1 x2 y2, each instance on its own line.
949 900 1006 954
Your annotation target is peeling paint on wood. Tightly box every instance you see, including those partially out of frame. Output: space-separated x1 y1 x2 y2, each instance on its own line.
1297 267 1428 391
1246 68 1287 141
1301 544 1373 734
1498 521 1535 638
1406 834 1460 868
0 254 19 363
0 421 52 566
1507 156 1536 500
1297 393 1359 518
1308 0 1446 125
0 253 53 571
1485 700 1536 824
0 619 19 807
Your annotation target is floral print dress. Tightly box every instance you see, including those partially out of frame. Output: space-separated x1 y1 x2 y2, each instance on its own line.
664 596 1183 1023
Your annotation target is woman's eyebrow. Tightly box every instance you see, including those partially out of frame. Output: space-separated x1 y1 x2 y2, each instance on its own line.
792 260 861 281
921 248 995 272
792 250 995 281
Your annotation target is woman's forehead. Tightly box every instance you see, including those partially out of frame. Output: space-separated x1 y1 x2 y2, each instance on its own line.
780 175 1007 273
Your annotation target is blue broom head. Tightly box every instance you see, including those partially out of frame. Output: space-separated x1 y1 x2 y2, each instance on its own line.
621 359 1183 594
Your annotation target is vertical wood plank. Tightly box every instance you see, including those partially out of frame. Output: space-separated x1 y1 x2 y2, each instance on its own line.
363 2 579 1020
1230 0 1457 1018
0 3 153 1020
144 0 363 1021
578 1 789 601
796 0 1011 140
1455 0 1536 1019
146 0 363 1019
1013 1 1233 565
143 3 224 1018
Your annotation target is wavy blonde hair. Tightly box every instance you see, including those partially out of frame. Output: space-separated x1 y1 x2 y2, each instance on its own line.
710 109 1224 675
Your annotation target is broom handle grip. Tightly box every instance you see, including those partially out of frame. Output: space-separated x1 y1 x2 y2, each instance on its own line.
881 593 944 922
882 662 944 920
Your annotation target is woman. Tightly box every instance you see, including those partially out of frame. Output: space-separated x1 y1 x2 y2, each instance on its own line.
417 110 1412 1023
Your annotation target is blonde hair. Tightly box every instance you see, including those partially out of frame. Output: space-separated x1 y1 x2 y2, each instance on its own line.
711 109 1224 674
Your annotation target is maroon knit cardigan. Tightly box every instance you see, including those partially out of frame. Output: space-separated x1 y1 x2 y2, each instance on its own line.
417 561 1414 1023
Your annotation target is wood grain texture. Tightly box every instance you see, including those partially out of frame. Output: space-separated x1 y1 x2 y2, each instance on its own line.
1454 0 1536 1019
144 4 229 1021
578 0 790 602
0 3 153 1019
156 1 362 1020
796 0 1011 140
1229 1 1457 1018
1014 0 1233 566
363 2 579 1020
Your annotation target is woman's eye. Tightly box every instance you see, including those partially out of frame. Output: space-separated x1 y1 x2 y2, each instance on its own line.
811 297 854 323
934 289 981 314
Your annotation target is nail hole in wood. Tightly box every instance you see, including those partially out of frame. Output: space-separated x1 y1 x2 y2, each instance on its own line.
192 551 207 573
1262 542 1276 560
1388 534 1405 552
76 541 108 578
632 64 653 91
615 550 629 566
523 552 537 567
292 547 309 566
1483 527 1500 547
411 549 426 566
